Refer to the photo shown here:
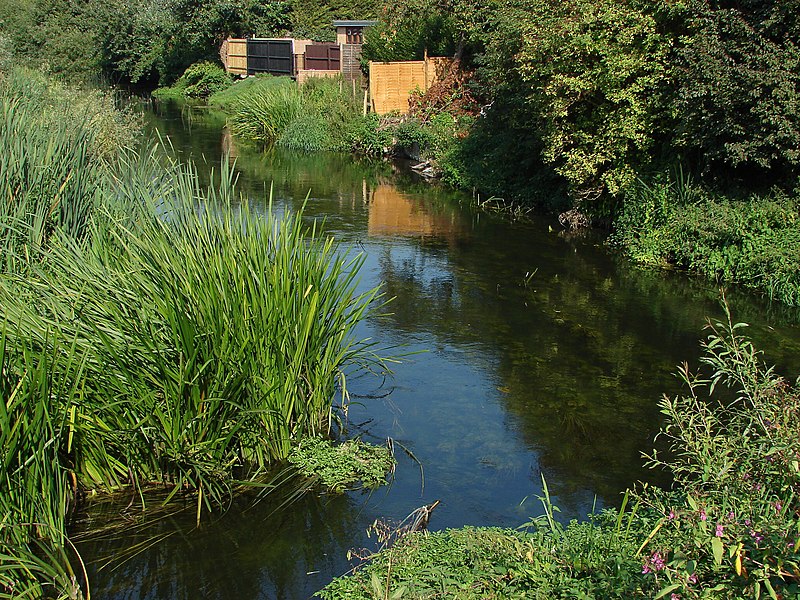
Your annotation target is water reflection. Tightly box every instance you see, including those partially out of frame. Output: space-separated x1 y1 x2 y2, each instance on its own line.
75 491 375 600
79 100 800 598
366 184 466 242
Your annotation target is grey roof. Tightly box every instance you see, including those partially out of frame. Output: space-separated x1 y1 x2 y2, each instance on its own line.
333 20 377 28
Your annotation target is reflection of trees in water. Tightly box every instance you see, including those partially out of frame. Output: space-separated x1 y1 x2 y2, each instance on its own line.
74 492 366 600
374 219 800 507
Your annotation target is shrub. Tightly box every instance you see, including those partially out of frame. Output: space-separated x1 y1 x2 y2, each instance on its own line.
344 113 392 156
153 61 232 100
613 177 800 306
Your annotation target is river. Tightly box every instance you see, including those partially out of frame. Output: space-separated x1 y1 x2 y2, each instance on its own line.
73 100 800 599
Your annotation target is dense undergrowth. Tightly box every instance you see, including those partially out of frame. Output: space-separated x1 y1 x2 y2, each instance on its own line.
613 179 800 307
0 66 390 598
322 308 800 598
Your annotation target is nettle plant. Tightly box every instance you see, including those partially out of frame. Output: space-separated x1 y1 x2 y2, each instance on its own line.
638 304 800 599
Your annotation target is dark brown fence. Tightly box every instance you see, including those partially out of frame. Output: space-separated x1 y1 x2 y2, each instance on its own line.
246 39 294 76
304 44 340 71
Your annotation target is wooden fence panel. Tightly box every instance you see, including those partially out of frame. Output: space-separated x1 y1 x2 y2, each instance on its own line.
369 58 451 114
222 38 248 75
369 61 425 114
304 44 340 71
247 39 294 76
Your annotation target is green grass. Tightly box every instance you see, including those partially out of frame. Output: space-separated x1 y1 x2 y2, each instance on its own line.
208 74 295 111
1 68 389 598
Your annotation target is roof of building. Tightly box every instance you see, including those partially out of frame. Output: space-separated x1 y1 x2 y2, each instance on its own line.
333 20 377 28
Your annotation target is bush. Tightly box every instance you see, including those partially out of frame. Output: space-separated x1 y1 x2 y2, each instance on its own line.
613 177 800 306
344 113 392 156
153 61 232 100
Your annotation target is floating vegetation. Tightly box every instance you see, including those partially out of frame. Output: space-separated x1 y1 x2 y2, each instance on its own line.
288 437 395 493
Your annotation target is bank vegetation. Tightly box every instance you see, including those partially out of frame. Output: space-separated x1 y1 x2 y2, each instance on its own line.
0 64 389 599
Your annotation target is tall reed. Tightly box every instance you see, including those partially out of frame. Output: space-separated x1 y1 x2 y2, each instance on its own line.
1 67 388 598
0 329 85 600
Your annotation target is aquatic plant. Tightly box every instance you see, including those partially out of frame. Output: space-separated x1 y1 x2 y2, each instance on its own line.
288 437 395 493
1 67 389 598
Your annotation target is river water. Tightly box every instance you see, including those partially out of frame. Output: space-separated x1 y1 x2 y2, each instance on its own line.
74 101 800 599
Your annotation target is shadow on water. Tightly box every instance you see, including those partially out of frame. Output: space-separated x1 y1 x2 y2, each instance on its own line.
79 99 800 598
73 489 378 600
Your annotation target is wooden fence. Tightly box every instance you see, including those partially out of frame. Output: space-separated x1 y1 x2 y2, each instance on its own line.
368 58 451 114
222 39 247 75
304 43 340 70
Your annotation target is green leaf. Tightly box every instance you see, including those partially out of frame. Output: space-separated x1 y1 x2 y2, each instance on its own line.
764 579 778 600
654 584 681 599
711 537 724 566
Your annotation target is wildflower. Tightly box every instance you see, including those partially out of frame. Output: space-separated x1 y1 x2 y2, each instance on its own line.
688 573 698 585
774 500 783 512
651 551 666 571
727 511 735 520
715 523 724 537
744 518 751 527
750 530 764 544
642 563 652 575
668 509 676 521
671 594 681 600
699 508 707 521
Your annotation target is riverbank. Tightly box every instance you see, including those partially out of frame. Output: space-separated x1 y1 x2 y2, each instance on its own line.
0 66 391 598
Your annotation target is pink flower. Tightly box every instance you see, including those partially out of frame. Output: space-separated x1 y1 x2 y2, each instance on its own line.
668 509 676 521
688 573 698 584
699 508 707 521
671 594 682 600
650 551 666 571
715 523 724 537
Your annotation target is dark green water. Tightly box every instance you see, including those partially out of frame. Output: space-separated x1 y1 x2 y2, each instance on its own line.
74 101 800 599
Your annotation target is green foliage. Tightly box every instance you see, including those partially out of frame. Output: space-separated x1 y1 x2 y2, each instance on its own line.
153 60 231 100
230 80 307 141
362 1 457 63
613 177 800 306
345 113 392 156
671 0 800 179
0 331 86 600
287 437 394 493
0 68 388 597
290 0 378 41
637 307 800 598
278 112 333 152
490 0 670 211
228 76 368 153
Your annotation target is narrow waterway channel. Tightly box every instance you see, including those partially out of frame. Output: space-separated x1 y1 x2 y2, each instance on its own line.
74 100 800 599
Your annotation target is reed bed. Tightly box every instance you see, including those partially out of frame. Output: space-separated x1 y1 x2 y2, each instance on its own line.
227 76 363 152
1 70 386 598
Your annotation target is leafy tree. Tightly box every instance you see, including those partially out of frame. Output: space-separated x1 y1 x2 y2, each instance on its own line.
671 0 800 182
490 0 671 212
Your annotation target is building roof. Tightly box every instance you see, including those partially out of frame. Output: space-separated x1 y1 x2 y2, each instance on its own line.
333 20 377 28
